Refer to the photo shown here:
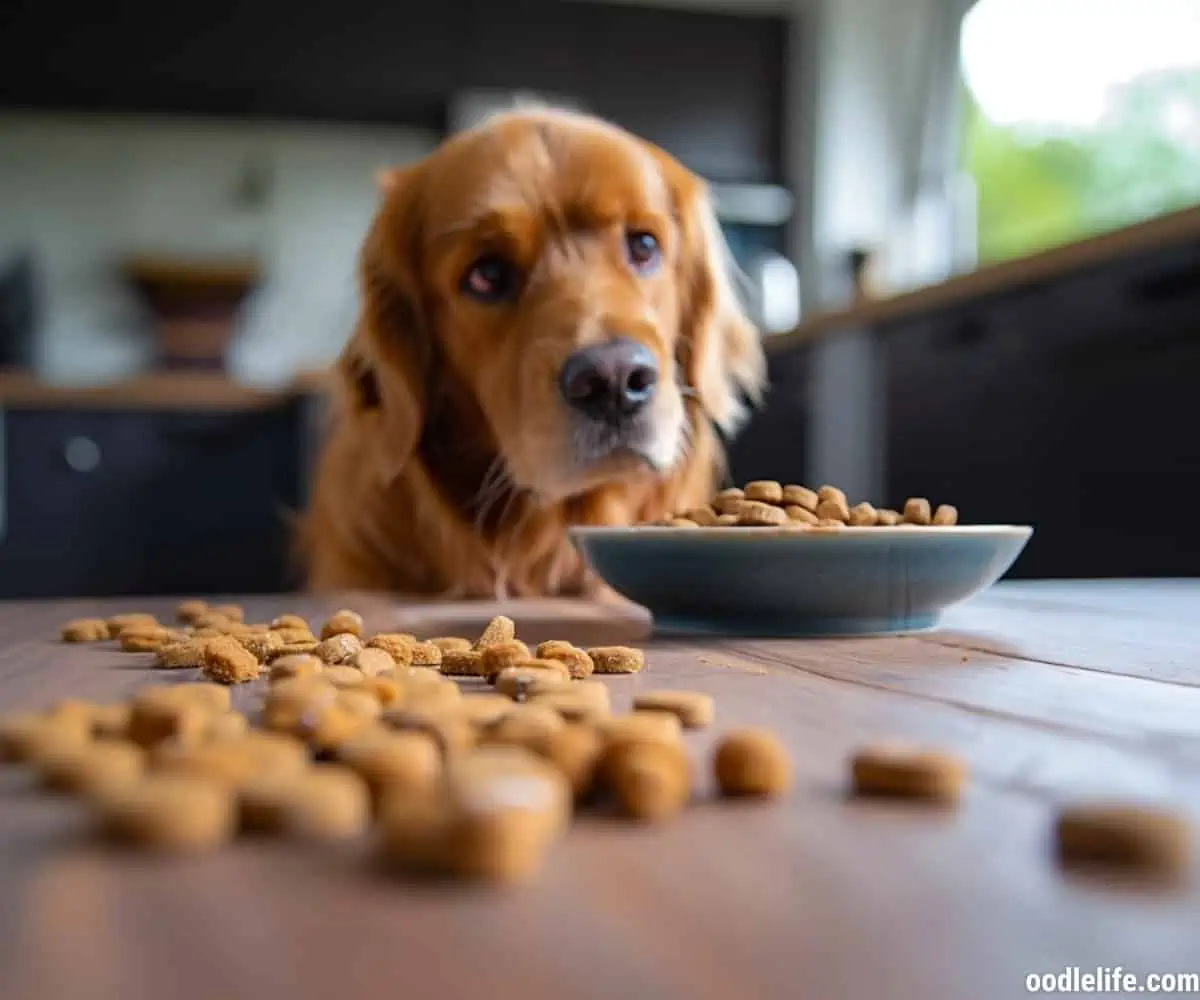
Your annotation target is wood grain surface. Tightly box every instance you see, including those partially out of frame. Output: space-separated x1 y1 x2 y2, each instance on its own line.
1 583 1197 1000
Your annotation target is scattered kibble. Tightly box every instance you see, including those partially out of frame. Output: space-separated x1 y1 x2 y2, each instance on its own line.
713 729 793 798
316 633 363 665
850 742 967 803
200 636 262 685
441 649 485 677
1055 803 1192 877
61 618 110 642
321 609 365 640
475 615 516 649
98 774 236 854
603 739 691 822
176 600 208 624
588 646 645 675
25 605 826 893
633 690 714 729
480 640 534 681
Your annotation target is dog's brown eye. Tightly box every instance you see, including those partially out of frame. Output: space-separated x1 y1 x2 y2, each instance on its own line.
462 255 517 302
625 231 661 274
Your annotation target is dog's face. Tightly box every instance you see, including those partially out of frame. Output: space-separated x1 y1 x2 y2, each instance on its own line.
358 108 764 503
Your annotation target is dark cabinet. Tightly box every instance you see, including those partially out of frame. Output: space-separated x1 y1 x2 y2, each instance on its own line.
884 240 1200 578
0 401 308 598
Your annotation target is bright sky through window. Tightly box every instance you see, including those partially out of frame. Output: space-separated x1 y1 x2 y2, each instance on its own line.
961 0 1200 129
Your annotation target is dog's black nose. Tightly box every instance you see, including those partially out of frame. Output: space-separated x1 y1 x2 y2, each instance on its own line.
559 339 659 421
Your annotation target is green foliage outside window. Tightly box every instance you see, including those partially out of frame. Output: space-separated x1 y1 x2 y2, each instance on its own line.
963 67 1200 264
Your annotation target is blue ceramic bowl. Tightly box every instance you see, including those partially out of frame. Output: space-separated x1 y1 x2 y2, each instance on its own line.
570 525 1033 637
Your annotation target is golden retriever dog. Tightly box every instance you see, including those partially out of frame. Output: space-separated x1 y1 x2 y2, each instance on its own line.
301 105 765 598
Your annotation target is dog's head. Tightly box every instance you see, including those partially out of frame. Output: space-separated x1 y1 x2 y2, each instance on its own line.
349 106 765 502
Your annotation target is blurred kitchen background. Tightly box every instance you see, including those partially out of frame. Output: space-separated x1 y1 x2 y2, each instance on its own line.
1 0 1198 597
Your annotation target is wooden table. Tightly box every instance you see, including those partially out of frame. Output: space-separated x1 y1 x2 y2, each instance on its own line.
2 582 1198 1000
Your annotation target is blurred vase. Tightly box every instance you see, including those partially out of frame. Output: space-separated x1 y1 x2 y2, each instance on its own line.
121 256 261 372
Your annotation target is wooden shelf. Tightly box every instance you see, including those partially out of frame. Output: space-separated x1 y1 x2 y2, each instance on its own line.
767 203 1200 353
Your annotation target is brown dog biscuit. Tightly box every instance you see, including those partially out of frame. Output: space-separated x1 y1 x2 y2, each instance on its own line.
850 743 966 803
39 740 145 797
633 690 714 729
602 740 691 822
1055 803 1192 876
848 502 878 527
535 640 594 679
743 480 784 504
475 615 517 650
201 636 261 685
933 504 959 526
366 633 417 665
352 647 396 677
480 640 534 681
782 485 818 511
269 654 325 683
588 646 645 675
441 649 485 677
408 641 443 669
714 729 793 798
320 609 365 639
175 600 209 624
97 774 235 853
315 633 363 665
61 618 111 642
271 614 310 631
737 500 787 527
903 498 932 525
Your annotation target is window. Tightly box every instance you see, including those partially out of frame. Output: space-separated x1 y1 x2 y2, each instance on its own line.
960 0 1200 264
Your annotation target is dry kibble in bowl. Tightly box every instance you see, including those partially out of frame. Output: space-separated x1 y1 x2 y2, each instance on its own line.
782 484 818 511
903 498 932 526
655 481 965 531
743 480 783 504
737 501 787 527
933 504 959 526
814 497 850 523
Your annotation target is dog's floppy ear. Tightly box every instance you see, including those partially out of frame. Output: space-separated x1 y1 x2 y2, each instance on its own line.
655 152 766 436
341 165 432 483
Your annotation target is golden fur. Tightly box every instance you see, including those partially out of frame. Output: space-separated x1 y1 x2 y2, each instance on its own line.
301 107 765 598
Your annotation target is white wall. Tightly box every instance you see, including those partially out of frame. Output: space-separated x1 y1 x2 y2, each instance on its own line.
0 113 436 385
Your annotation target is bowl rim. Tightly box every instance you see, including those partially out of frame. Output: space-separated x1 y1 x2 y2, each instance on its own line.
571 524 1034 540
